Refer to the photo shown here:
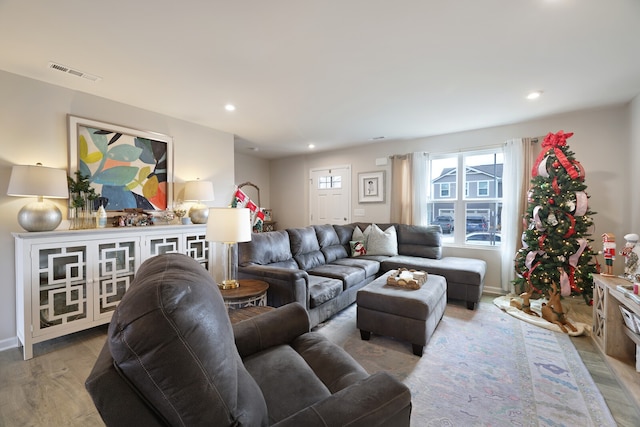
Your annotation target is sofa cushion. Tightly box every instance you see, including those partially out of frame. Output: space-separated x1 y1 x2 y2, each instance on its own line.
291 332 369 393
366 224 399 256
315 224 349 262
239 230 295 267
333 224 356 246
108 254 268 426
331 257 380 277
288 227 326 270
243 345 331 424
308 264 366 289
308 275 344 308
397 224 442 259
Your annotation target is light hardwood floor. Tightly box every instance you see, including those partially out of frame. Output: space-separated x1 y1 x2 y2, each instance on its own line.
1 299 639 426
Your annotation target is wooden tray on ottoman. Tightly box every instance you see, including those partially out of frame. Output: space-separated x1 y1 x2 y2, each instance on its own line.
386 268 428 290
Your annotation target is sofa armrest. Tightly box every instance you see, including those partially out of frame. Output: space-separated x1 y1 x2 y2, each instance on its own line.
273 372 412 427
238 265 309 307
233 303 310 358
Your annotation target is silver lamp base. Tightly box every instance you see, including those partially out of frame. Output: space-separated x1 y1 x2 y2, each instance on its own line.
189 204 209 224
18 200 62 232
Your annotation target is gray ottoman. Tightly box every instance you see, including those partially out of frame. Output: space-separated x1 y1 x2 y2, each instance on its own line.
357 271 447 356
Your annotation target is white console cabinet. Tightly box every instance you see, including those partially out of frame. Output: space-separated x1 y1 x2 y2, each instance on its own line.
14 225 210 359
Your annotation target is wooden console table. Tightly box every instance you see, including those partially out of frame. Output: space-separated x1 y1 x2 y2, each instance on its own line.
592 274 640 408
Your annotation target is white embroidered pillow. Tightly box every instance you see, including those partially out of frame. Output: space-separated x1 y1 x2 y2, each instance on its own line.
366 224 398 256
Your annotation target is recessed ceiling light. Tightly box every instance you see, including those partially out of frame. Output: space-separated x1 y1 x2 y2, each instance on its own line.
225 104 236 111
526 91 543 100
308 143 315 149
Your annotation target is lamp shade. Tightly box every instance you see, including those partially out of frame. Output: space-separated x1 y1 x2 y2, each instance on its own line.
206 208 252 243
7 164 69 198
7 163 69 232
184 180 215 202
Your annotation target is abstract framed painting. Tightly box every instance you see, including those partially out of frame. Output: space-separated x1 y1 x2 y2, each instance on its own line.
68 115 173 211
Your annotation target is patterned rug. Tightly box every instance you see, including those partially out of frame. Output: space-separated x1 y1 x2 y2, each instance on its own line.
314 300 616 427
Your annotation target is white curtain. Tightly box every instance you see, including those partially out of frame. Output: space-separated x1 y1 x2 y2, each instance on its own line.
390 152 429 225
501 138 536 293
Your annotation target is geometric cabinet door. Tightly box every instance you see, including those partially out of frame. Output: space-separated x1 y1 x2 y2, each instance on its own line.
34 244 89 333
33 238 139 333
95 239 137 319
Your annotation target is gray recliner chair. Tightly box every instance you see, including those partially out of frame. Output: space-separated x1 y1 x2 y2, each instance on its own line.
86 253 412 426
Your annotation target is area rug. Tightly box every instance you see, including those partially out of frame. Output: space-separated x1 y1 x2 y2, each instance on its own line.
314 300 616 427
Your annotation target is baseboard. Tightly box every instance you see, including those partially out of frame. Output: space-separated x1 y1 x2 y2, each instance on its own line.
482 285 506 296
0 336 19 353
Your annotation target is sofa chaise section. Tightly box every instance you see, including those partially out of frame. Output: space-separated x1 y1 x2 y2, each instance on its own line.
334 223 486 310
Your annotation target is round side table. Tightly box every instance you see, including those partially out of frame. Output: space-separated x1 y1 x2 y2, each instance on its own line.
220 279 269 309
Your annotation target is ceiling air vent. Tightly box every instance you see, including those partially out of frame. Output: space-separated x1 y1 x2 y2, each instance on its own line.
48 62 102 82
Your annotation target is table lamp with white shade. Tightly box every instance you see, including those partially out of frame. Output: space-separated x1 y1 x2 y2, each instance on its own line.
206 208 252 289
184 179 215 224
7 163 69 232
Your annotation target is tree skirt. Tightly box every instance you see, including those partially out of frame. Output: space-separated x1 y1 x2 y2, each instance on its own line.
493 295 589 336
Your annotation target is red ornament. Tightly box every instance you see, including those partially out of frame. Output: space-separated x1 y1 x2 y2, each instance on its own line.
549 198 554 205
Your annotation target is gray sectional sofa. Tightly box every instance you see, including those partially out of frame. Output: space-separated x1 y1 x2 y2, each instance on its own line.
238 222 487 328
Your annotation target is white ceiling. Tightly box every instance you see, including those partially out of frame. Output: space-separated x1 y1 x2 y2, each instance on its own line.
1 1 639 159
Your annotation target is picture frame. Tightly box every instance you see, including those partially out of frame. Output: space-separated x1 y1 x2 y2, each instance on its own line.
68 115 173 212
358 171 385 203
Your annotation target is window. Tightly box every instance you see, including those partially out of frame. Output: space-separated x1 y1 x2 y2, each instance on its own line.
477 181 489 196
318 175 342 189
427 148 503 246
440 183 451 197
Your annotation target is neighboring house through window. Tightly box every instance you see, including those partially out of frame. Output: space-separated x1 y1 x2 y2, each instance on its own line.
428 148 503 246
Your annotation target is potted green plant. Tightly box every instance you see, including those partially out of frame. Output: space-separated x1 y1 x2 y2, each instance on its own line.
67 171 99 229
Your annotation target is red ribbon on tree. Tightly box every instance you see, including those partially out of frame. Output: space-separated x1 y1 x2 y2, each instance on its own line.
562 212 576 238
552 177 561 195
531 131 584 180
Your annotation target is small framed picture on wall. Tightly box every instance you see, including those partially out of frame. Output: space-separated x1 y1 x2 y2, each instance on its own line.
358 171 385 203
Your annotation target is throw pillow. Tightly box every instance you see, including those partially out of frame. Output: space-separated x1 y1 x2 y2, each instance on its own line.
366 224 398 256
350 240 367 257
352 225 372 248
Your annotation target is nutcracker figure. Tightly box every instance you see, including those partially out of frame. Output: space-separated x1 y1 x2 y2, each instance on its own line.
602 233 616 276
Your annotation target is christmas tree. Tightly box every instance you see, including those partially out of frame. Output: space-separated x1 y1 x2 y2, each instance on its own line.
513 131 598 306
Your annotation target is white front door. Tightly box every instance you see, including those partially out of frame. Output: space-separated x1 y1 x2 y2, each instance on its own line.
309 165 351 225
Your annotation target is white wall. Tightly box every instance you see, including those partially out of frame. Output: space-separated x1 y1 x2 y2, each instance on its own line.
269 103 632 291
0 70 235 349
630 94 640 233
